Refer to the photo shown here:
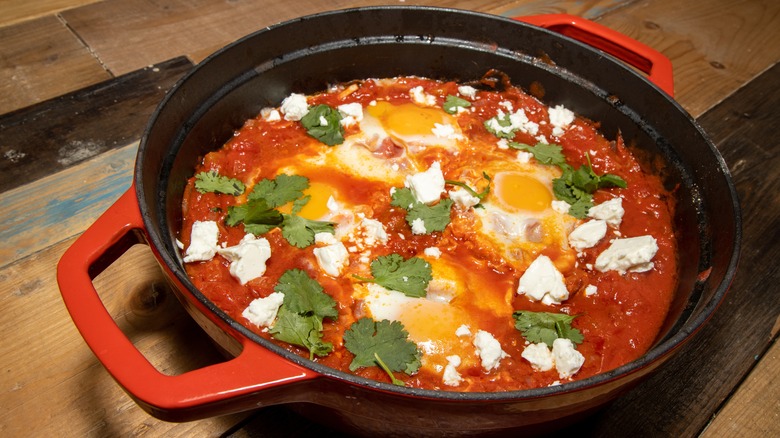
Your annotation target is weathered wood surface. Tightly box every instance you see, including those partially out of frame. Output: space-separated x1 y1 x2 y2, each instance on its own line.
0 0 778 436
0 57 192 193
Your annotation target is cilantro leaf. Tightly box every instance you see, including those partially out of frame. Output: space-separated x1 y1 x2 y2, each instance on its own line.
269 269 338 360
508 142 567 167
248 174 309 208
274 269 338 319
390 187 418 210
513 310 583 347
300 104 345 146
269 307 333 359
445 172 492 201
443 94 471 114
406 198 453 233
280 213 336 249
484 113 516 139
194 170 246 196
552 159 627 219
355 254 432 298
343 318 422 382
226 198 284 229
390 187 453 234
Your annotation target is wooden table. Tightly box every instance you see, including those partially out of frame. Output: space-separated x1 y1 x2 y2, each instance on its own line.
1 1 778 436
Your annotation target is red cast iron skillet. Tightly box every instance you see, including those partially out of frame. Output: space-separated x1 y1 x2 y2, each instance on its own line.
58 7 740 436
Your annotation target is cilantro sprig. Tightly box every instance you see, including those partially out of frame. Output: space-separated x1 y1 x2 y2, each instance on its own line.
194 170 245 196
353 253 432 298
443 94 471 114
508 143 627 218
484 112 516 139
269 269 338 359
445 172 492 205
513 310 584 347
300 104 344 146
390 187 453 234
226 174 335 248
343 317 422 386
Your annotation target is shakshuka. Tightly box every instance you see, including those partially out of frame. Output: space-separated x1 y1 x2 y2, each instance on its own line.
178 73 678 391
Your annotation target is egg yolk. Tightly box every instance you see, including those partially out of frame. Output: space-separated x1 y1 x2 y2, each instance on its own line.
278 180 335 220
494 172 552 212
367 101 454 139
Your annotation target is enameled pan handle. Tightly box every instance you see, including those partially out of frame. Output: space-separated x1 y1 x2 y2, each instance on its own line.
57 188 316 421
514 14 675 97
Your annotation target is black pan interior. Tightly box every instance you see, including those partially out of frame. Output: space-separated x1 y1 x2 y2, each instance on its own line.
136 6 739 398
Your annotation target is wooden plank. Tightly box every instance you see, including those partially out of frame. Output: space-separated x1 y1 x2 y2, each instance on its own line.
0 15 110 114
0 237 249 436
0 142 136 269
701 336 780 437
0 0 102 27
59 0 631 76
0 56 193 193
597 0 780 117
548 62 780 437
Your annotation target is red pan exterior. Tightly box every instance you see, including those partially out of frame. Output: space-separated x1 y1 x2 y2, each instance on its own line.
58 7 740 436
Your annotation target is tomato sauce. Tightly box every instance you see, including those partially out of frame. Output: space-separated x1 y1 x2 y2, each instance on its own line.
180 75 678 391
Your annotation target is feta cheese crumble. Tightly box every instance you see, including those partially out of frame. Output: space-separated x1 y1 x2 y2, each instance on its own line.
448 187 480 209
548 105 575 137
280 93 308 121
313 233 349 277
521 342 555 371
183 220 219 263
517 255 570 305
217 234 272 285
423 246 442 259
457 85 477 99
405 161 445 204
455 324 472 337
338 102 363 126
442 355 463 386
260 107 281 122
552 338 585 379
410 217 427 235
588 197 624 227
473 330 509 371
595 235 659 274
242 292 285 328
410 86 437 106
521 340 585 379
568 220 608 250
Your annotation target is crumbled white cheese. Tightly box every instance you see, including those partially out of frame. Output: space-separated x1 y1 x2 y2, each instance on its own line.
455 324 472 337
423 246 442 259
517 255 569 305
551 200 571 214
521 342 555 371
242 292 285 328
338 102 363 126
442 355 463 386
516 150 533 163
473 330 509 371
405 161 445 204
410 86 437 106
568 220 608 250
552 338 585 379
260 107 281 122
584 284 598 296
458 85 477 99
358 217 389 246
313 235 349 277
217 234 272 285
485 108 539 137
497 138 510 150
448 187 480 209
548 104 575 137
588 197 624 227
410 217 427 235
432 122 460 140
183 220 220 263
280 93 309 121
595 235 658 274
